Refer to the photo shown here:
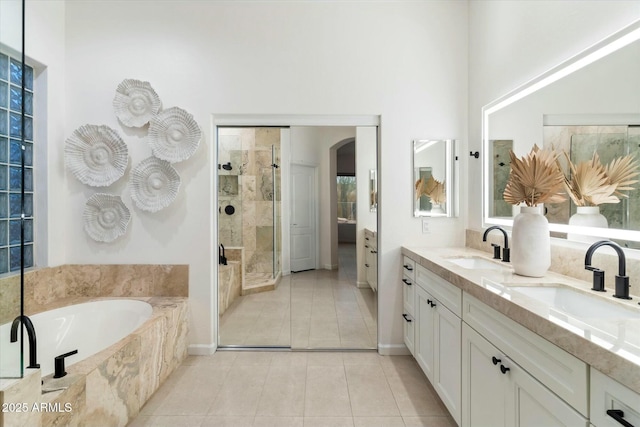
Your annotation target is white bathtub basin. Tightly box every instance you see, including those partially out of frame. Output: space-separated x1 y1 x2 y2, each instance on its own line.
509 285 640 320
447 256 507 271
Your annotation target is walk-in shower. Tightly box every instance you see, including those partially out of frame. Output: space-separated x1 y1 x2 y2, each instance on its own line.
217 128 282 330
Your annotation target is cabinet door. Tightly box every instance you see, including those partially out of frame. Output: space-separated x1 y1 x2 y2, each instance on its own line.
462 324 507 427
369 244 378 291
435 303 462 425
402 274 415 314
415 286 435 382
505 357 588 427
402 311 415 355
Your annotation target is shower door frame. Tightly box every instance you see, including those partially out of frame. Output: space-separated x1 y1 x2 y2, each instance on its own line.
212 114 381 352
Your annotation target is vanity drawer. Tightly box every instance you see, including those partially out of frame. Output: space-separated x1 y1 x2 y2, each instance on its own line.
590 368 640 427
415 264 462 317
403 256 416 280
463 293 588 416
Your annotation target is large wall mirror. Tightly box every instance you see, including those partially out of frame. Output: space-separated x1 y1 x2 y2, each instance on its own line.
413 139 457 217
483 20 640 247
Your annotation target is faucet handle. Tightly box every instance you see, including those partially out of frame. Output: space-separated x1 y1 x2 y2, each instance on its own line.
586 266 606 292
502 247 510 263
53 350 78 379
614 275 631 300
491 244 501 260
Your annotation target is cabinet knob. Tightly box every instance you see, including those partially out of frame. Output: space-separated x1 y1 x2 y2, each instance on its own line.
500 365 510 374
403 265 413 271
365 264 369 268
606 409 635 427
491 356 501 366
402 278 412 286
402 313 412 323
427 299 436 308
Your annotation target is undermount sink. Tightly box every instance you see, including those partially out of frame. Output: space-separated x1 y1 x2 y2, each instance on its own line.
447 256 507 271
508 285 640 320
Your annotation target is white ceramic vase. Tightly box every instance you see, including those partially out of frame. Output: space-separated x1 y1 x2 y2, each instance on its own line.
512 205 550 277
567 206 608 243
431 203 445 214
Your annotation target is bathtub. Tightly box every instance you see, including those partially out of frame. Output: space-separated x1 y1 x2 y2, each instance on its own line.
0 297 187 427
1 299 152 377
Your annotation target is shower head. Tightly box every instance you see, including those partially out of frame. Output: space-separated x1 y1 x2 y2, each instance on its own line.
219 162 232 171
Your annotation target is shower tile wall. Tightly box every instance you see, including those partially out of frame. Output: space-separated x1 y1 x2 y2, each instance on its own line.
218 128 281 278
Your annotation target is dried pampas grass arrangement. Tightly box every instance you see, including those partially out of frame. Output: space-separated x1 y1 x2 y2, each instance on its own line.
503 144 566 207
560 151 639 206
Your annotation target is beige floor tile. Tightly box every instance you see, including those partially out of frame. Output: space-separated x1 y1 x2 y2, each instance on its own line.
207 365 269 416
254 416 304 427
200 416 254 427
128 415 205 427
232 352 274 366
306 352 343 366
344 364 400 417
402 416 457 427
342 352 382 365
386 375 447 417
256 365 306 416
270 352 308 366
303 417 355 427
353 417 406 427
304 366 352 417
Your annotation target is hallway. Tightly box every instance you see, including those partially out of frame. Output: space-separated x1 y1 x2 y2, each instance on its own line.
219 244 376 349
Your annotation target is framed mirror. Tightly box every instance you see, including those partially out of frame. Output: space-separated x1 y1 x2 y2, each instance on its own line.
413 139 457 217
483 20 640 246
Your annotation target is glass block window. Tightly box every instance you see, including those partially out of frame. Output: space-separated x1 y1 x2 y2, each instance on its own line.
0 52 34 274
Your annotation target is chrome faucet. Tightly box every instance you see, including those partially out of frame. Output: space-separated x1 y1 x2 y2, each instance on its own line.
10 315 40 369
482 226 510 262
585 240 631 300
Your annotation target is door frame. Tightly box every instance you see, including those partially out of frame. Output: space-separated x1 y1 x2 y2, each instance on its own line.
212 114 381 352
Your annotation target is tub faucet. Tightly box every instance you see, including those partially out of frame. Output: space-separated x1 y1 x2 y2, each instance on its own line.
585 240 630 299
10 315 40 369
482 226 510 262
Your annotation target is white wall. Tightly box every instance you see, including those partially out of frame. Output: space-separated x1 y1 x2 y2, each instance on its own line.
468 0 640 232
52 1 469 353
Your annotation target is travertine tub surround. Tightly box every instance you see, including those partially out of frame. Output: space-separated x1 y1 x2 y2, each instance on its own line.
403 243 640 394
0 264 188 427
0 264 188 325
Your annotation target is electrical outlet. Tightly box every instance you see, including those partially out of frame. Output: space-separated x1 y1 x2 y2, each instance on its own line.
422 219 430 234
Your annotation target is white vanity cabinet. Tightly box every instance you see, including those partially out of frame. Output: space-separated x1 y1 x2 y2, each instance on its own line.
462 323 588 427
365 229 378 291
402 256 416 354
414 264 462 426
590 368 640 427
462 294 589 427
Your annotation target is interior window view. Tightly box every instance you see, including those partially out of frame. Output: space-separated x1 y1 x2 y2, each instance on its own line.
1 1 639 427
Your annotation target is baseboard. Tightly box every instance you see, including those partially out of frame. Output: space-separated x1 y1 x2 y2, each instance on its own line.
356 281 370 288
188 343 216 355
323 264 339 270
377 343 411 356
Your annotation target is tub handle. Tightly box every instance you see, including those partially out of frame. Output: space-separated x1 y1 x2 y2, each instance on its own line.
53 349 78 379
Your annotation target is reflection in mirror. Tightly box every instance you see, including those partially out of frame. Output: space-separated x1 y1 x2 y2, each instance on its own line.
413 139 457 217
483 20 640 244
369 169 377 212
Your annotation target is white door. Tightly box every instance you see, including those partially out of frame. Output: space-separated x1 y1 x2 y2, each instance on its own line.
290 164 317 272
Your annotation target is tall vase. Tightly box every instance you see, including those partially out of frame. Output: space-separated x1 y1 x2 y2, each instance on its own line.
512 205 550 277
567 206 608 243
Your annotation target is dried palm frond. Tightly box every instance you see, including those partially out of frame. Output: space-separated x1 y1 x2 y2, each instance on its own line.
423 175 446 204
560 152 639 206
415 177 426 200
503 144 566 207
604 153 639 196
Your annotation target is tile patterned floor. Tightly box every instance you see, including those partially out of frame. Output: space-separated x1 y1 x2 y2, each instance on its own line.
220 244 377 349
129 351 457 427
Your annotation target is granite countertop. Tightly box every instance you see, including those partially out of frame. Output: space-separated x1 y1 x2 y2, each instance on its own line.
402 246 640 394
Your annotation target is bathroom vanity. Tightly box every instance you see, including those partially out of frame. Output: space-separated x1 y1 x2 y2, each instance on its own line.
401 246 640 427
